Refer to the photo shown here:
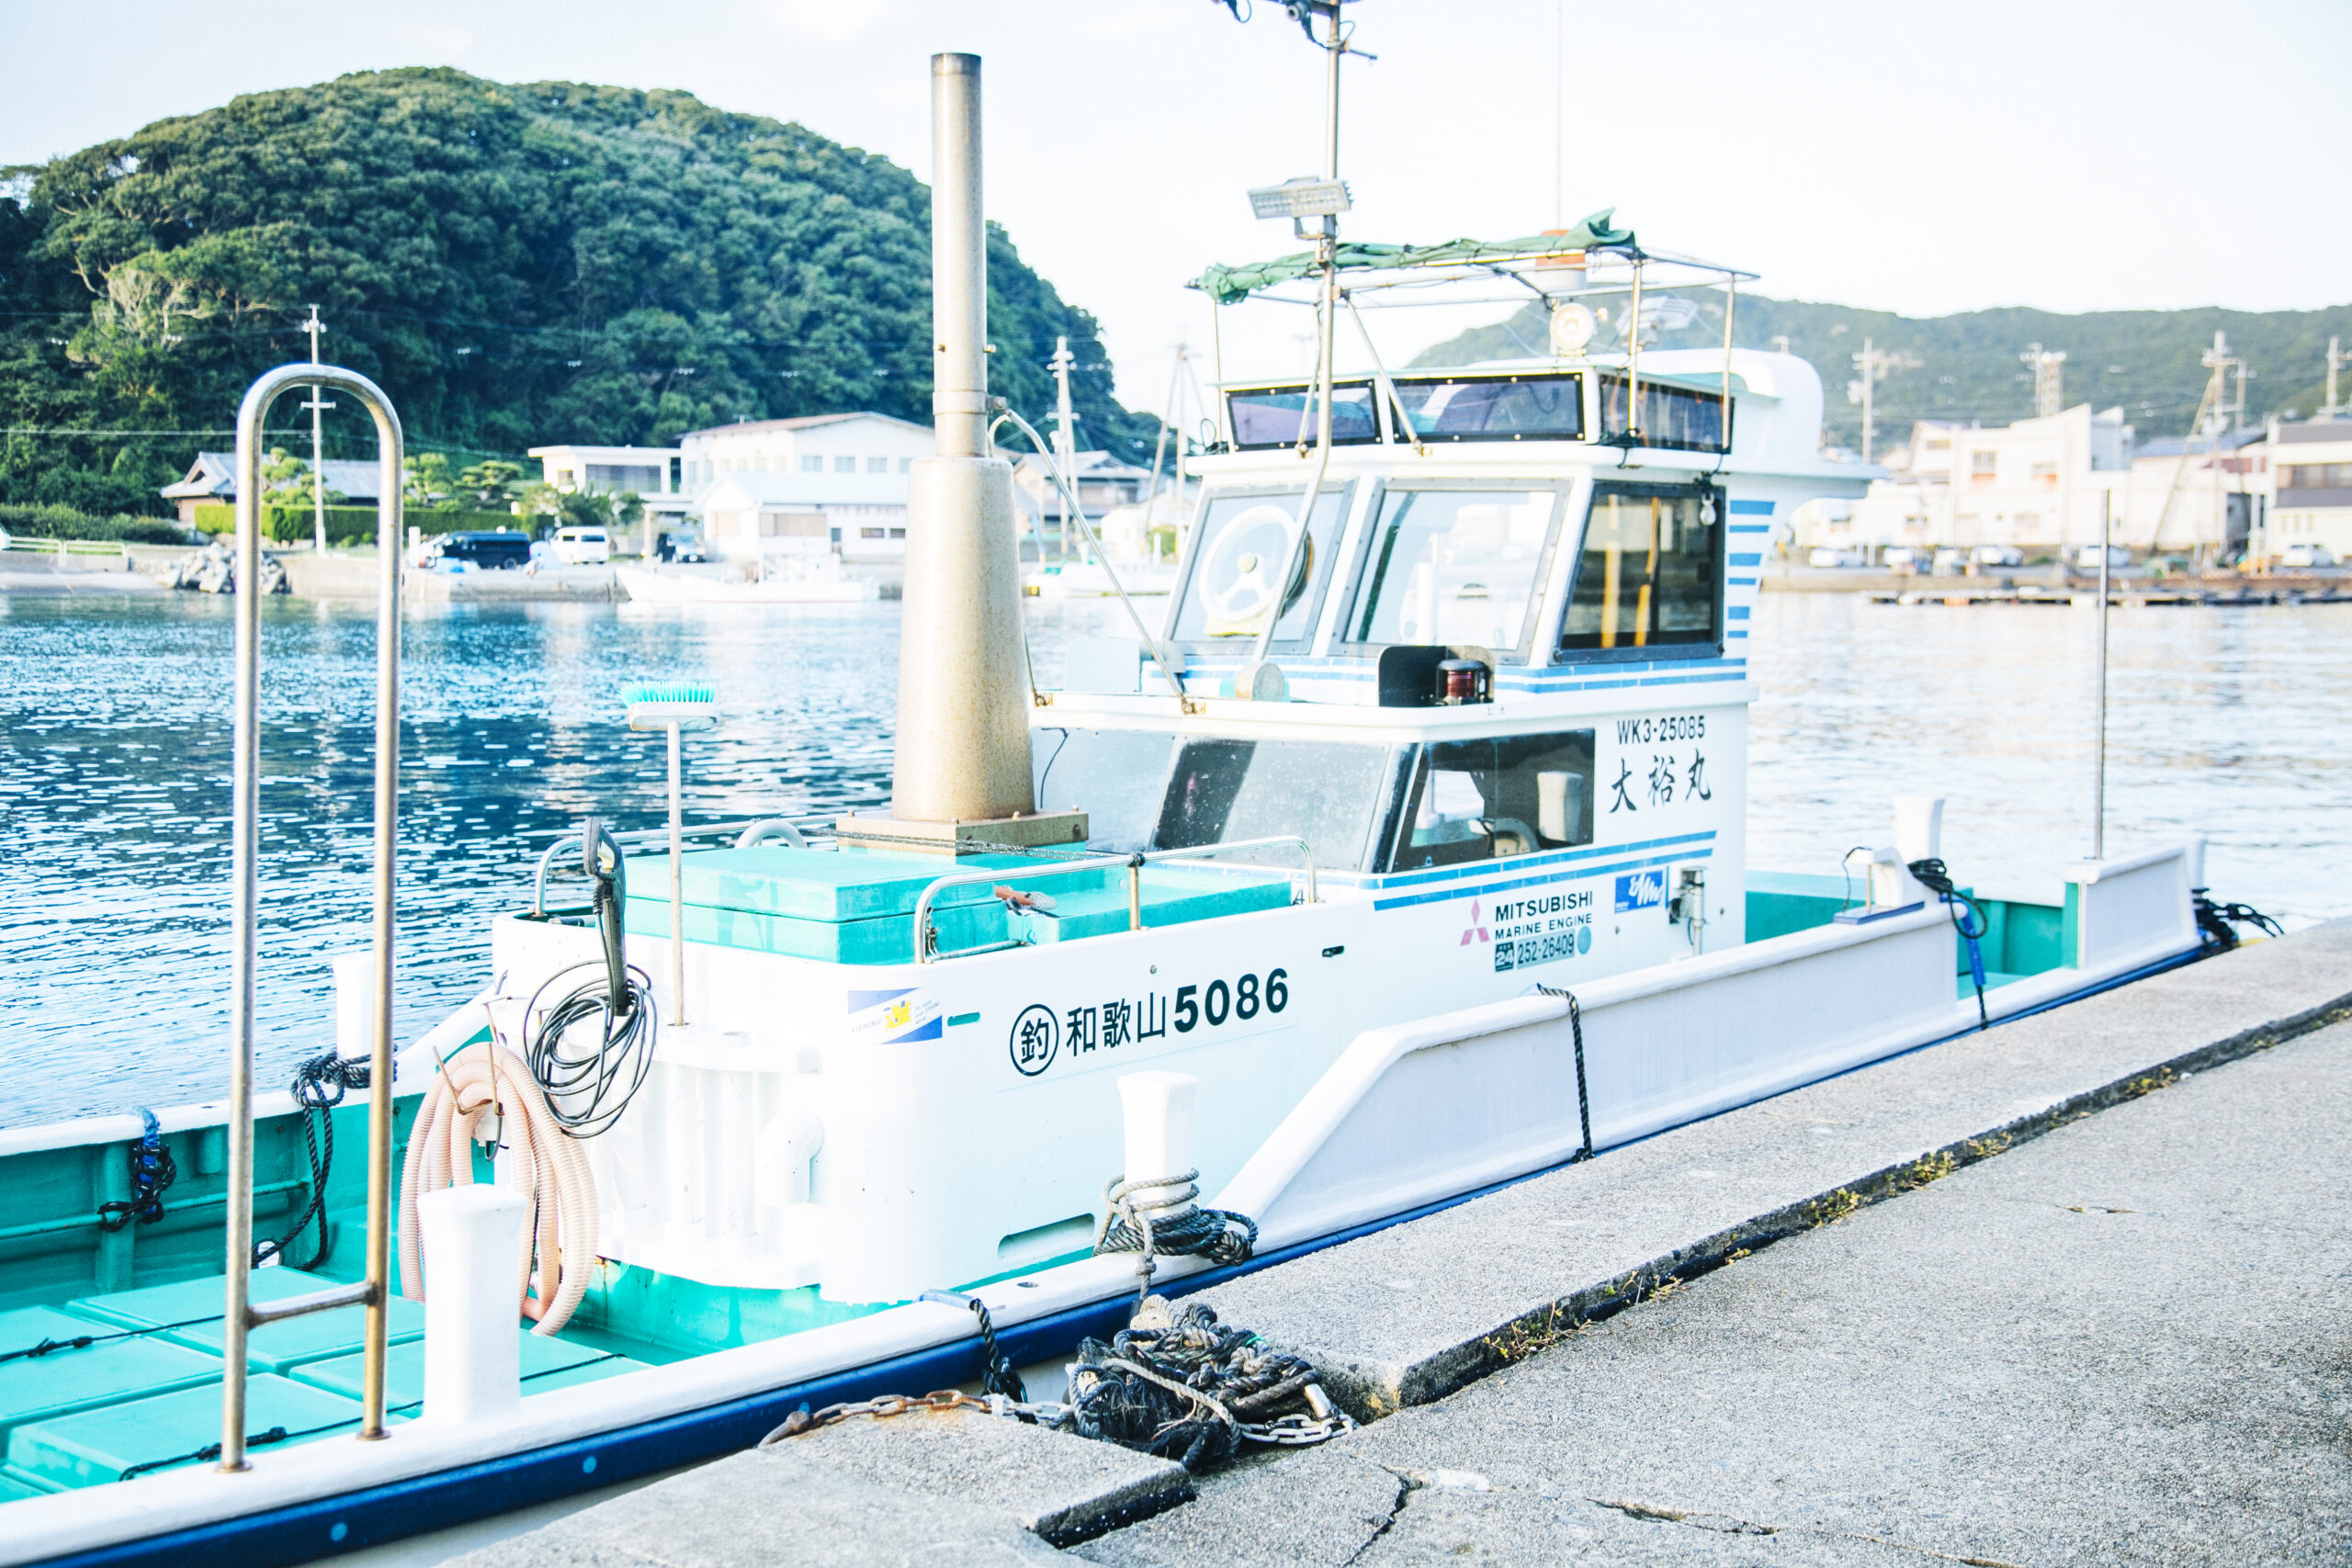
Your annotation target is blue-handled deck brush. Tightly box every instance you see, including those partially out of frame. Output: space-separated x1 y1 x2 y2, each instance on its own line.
623 681 719 1026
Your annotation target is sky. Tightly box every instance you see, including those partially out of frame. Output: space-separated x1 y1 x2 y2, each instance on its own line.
2 0 2346 413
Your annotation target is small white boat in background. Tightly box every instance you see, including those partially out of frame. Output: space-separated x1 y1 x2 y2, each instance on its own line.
1025 558 1179 598
616 556 874 605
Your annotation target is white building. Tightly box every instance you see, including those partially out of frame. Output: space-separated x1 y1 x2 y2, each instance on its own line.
678 413 934 563
529 445 691 514
2266 418 2352 558
1811 404 2139 558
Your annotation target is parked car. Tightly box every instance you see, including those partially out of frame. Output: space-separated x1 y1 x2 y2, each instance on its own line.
2073 544 2131 570
553 525 612 565
1882 546 1924 572
657 528 707 564
1807 547 1867 568
1972 545 2024 568
2278 543 2336 569
1931 547 1967 575
422 531 533 571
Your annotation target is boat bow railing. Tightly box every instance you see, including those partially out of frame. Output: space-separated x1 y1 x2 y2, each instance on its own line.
528 814 850 917
911 836 1317 964
220 362 404 1472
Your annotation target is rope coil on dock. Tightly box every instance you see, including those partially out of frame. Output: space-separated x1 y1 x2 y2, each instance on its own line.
1091 1170 1257 1308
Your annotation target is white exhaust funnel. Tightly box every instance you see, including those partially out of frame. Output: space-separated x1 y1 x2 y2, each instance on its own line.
876 52 1050 835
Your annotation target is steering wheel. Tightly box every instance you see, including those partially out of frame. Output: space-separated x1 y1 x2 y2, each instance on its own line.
1198 503 1313 636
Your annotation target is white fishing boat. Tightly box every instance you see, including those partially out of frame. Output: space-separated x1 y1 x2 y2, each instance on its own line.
616 557 873 605
0 26 2249 1568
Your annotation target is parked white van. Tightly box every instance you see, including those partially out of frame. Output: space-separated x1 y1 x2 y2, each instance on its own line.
553 525 611 565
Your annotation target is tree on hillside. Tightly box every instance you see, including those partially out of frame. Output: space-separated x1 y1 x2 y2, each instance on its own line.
0 69 1151 509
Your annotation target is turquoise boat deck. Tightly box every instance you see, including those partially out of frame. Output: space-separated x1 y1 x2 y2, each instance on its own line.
0 1268 646 1496
1747 872 2075 994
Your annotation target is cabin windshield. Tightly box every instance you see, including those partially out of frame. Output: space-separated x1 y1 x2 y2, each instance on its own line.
1342 485 1566 658
1035 728 1403 872
1170 484 1354 649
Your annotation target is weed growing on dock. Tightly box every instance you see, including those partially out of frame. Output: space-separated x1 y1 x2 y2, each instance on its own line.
1803 1187 1863 1226
1484 1303 1582 1362
1904 1151 1959 1189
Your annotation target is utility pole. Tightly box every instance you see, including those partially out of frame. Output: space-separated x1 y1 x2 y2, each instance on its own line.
1050 336 1079 562
2326 335 2345 421
2021 343 2066 419
300 306 334 553
1851 337 1895 464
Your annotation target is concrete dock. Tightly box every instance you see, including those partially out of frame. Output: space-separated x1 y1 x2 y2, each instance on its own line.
424 924 2351 1568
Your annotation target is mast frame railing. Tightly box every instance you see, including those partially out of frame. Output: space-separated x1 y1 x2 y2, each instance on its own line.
911 836 1317 964
221 362 405 1472
527 814 854 918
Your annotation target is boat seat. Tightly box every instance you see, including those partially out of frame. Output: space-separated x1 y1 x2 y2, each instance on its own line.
69 1266 425 1377
6 1374 379 1489
0 1305 221 1450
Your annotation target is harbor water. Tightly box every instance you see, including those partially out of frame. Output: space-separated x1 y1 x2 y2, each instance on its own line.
5 590 2346 1127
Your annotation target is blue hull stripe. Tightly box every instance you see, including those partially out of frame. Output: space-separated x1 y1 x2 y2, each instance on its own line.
1374 846 1717 912
1371 829 1718 894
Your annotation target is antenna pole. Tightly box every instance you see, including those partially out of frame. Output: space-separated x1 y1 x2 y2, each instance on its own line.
2326 334 2344 421
1853 336 1881 465
2094 488 2109 862
300 306 334 554
1051 336 1079 561
1317 3 1340 455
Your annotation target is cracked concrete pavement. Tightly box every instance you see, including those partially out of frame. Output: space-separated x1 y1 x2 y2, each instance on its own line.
1078 1019 2352 1566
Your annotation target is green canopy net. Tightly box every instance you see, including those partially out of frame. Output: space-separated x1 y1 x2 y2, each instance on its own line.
1190 209 1635 306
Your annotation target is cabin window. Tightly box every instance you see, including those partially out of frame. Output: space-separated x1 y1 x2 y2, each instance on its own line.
1034 728 1181 851
1383 732 1599 872
1033 729 1402 872
1388 375 1583 443
1595 375 1729 453
1227 383 1380 448
1341 487 1564 658
1169 484 1353 649
1557 483 1723 660
1156 738 1398 872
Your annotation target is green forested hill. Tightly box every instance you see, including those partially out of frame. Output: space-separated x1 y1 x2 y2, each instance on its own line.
0 69 1148 515
1418 293 2352 451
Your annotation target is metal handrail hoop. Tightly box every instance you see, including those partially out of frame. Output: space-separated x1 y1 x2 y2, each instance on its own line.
910 835 1317 964
222 362 404 1471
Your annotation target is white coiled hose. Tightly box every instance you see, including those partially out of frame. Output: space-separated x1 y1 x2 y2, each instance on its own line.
398 1036 599 1335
